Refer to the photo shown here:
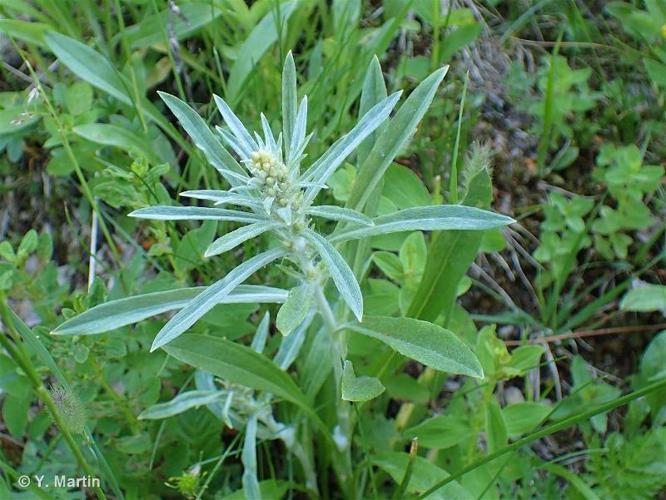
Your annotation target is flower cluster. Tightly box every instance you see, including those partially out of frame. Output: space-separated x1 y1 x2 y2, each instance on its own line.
247 149 302 210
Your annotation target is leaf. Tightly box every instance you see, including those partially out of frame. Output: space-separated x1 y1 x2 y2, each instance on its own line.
346 316 483 377
226 2 297 103
205 221 278 258
485 398 508 453
251 312 270 354
282 51 297 158
159 92 247 186
330 205 514 242
241 413 260 500
151 248 286 350
122 3 223 49
346 66 448 212
341 360 385 402
45 32 131 105
372 452 473 500
274 312 313 370
73 124 160 163
408 165 493 321
306 205 373 226
213 95 257 158
357 56 388 164
138 390 225 420
503 403 551 437
304 229 363 320
0 19 51 47
51 285 287 336
129 205 262 223
404 415 473 449
163 334 309 410
301 92 402 202
620 284 666 313
382 164 432 208
276 285 312 336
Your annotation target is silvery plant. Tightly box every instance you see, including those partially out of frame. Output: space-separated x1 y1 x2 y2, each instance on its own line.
53 54 513 496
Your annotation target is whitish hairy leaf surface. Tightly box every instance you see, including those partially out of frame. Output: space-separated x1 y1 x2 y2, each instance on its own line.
138 390 225 420
205 221 279 258
52 285 287 336
347 66 448 212
306 206 373 226
282 51 297 155
151 248 286 350
276 285 312 336
346 316 483 377
301 92 402 202
129 206 262 223
304 229 363 320
163 335 310 410
213 94 257 158
159 92 247 186
341 361 385 402
330 205 514 242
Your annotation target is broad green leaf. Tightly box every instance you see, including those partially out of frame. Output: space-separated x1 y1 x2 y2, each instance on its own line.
331 205 514 242
276 284 312 336
301 92 402 203
620 284 666 313
346 66 448 212
45 32 131 105
346 316 483 377
341 360 385 402
129 205 262 223
159 92 247 186
51 285 287 336
138 390 225 420
73 124 160 163
503 402 551 437
382 164 431 209
403 415 473 449
408 165 492 321
485 398 508 453
373 452 473 500
122 3 223 49
205 221 278 258
152 248 286 350
304 229 363 320
306 205 373 226
163 334 309 409
226 2 297 103
372 252 404 282
0 19 51 46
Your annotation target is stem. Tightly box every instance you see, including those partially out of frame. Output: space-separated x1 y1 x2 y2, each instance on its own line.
0 296 106 499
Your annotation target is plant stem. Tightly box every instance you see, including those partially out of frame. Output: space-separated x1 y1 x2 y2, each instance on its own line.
0 296 106 499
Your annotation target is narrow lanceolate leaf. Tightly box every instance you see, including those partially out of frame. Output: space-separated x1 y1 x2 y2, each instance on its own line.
341 360 385 402
242 413 261 500
274 311 313 370
213 94 257 158
204 221 278 258
45 32 131 105
129 206 262 223
151 248 286 351
306 206 373 226
304 229 363 321
330 205 515 242
357 56 388 165
346 316 483 378
276 284 312 336
347 66 449 213
138 390 226 420
51 285 287 336
159 92 247 186
289 96 308 164
73 124 161 163
282 51 297 155
180 190 261 210
163 334 310 410
251 312 270 354
301 92 402 203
